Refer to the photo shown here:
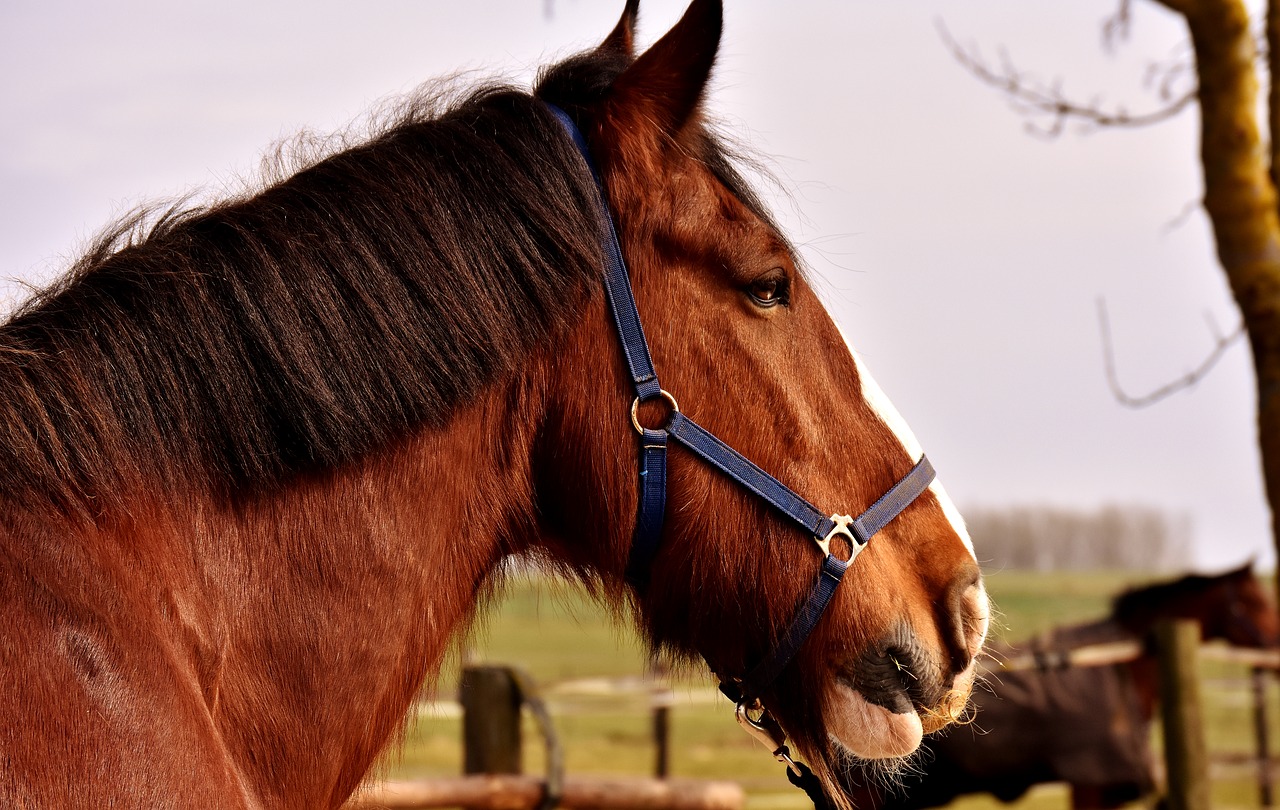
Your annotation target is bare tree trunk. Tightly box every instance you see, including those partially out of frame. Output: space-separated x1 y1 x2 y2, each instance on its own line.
1156 0 1280 598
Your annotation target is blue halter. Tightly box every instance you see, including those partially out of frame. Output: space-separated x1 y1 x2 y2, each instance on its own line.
544 103 936 712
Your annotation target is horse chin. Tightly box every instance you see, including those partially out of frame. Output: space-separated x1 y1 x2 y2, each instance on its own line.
825 682 924 760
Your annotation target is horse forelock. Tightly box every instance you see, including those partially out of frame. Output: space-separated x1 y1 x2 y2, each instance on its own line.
0 84 610 519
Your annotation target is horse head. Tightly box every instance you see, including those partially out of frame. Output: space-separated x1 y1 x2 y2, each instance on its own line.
529 0 989 792
1220 563 1280 647
1112 561 1280 648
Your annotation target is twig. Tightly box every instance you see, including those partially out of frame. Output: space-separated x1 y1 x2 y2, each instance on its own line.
937 19 1196 139
1160 199 1201 234
1102 0 1133 53
1098 298 1245 408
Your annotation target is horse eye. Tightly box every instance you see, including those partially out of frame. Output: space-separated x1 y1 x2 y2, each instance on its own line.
747 276 788 308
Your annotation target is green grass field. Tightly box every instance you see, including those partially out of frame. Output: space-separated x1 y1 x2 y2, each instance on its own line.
374 570 1277 810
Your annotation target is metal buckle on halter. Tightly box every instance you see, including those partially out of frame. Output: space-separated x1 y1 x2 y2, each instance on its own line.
815 514 864 562
735 699 801 776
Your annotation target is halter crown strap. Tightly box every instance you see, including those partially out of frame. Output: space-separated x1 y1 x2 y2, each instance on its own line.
544 104 661 401
543 101 937 705
545 104 666 583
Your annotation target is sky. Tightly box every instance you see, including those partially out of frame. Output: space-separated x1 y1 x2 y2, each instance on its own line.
0 1 1269 570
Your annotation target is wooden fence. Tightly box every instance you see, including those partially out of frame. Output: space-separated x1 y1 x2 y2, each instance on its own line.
348 665 741 810
348 776 745 810
350 625 1280 810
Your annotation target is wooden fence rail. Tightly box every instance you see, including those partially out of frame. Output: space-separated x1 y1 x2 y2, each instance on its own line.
349 666 744 810
348 775 744 810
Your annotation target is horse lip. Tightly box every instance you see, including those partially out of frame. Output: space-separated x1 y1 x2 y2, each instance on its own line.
837 644 938 716
836 671 913 715
827 680 925 760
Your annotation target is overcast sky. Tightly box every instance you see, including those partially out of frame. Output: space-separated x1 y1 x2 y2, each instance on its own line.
1 1 1268 570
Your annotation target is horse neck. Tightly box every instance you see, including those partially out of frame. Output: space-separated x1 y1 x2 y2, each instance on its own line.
111 371 546 805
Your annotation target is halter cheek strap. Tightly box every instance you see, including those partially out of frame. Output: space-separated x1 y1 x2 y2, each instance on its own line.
544 101 935 711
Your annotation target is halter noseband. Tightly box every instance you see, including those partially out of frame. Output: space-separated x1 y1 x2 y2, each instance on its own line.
545 102 936 770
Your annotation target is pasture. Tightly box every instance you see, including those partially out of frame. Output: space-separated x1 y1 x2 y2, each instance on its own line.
377 569 1279 810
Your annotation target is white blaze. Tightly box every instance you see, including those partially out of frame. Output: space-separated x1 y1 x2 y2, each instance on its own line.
835 323 975 557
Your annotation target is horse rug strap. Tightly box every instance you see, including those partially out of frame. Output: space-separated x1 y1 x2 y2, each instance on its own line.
543 100 935 739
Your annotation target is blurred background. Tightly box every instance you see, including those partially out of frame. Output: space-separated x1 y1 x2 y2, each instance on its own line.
3 2 1275 808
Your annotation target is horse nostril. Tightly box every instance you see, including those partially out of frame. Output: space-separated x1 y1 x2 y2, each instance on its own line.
943 560 986 674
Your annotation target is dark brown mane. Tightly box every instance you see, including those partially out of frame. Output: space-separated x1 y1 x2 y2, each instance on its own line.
0 39 780 527
0 83 620 520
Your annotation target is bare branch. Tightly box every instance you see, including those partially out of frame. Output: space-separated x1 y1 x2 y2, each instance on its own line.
1159 199 1202 234
1102 0 1133 53
937 20 1196 139
1097 298 1245 408
1143 42 1198 103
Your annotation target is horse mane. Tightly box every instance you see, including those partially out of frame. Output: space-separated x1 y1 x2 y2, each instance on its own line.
0 78 620 520
0 41 780 525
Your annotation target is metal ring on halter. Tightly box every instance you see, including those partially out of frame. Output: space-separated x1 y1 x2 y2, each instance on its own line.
734 700 801 776
630 389 679 435
815 513 864 562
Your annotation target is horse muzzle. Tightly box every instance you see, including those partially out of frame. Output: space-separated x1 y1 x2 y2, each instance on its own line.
828 577 990 759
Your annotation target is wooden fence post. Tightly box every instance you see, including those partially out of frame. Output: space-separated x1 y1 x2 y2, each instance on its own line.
651 662 672 779
1155 619 1209 810
653 702 671 779
461 666 522 775
1254 667 1274 808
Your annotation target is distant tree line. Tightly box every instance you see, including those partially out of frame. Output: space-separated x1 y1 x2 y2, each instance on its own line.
964 504 1194 572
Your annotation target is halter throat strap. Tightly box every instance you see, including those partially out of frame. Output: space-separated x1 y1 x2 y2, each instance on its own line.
543 102 936 706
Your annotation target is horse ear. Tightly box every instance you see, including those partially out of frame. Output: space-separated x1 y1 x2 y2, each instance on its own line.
610 0 722 135
598 0 641 59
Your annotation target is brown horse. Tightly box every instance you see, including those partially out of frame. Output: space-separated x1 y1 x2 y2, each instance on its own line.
0 2 987 807
843 563 1279 810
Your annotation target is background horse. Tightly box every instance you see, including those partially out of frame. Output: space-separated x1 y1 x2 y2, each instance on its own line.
844 563 1278 809
0 1 986 807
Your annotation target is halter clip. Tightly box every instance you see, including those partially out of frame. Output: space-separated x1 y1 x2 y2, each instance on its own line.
734 700 801 776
